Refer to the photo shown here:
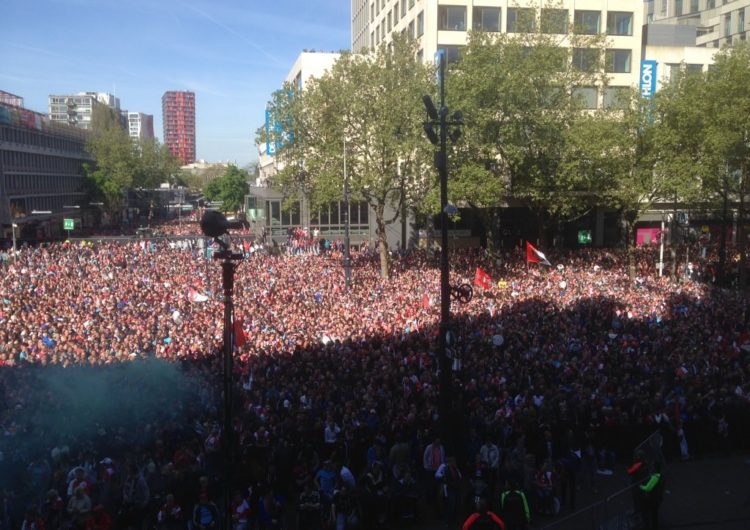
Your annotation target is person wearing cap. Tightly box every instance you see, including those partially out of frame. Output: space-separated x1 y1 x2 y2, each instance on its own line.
462 498 506 530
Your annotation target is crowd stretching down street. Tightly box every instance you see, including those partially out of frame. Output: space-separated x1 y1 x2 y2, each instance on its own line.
1 224 749 530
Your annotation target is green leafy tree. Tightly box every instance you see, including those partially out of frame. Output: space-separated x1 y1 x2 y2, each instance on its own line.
445 5 607 245
261 35 434 278
83 125 135 222
203 165 250 213
133 139 181 189
656 43 750 285
84 104 182 222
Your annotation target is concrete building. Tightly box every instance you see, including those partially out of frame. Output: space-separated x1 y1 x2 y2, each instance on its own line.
642 23 718 91
0 102 90 241
162 91 196 165
124 111 154 141
354 1 645 109
647 0 749 48
0 90 23 108
48 92 121 130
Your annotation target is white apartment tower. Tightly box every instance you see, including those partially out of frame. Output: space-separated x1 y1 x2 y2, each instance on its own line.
48 92 121 130
125 111 155 140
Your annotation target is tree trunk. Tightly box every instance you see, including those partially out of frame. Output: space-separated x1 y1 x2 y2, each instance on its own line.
622 211 637 280
376 204 390 279
739 171 747 290
536 209 553 248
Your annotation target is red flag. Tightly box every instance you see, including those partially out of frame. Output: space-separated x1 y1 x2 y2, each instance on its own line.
526 241 551 266
233 317 247 349
474 267 492 289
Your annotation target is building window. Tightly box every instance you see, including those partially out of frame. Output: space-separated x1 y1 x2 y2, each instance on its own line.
666 62 681 81
725 13 732 36
507 7 535 32
603 87 629 109
371 3 374 20
409 0 414 8
401 0 406 18
473 6 501 32
437 45 463 63
572 48 600 72
541 8 568 34
408 20 414 37
574 10 600 34
417 10 424 36
438 6 467 31
393 4 398 21
605 49 632 73
607 12 633 36
675 0 683 16
573 86 599 109
388 10 392 31
690 0 699 13
686 63 703 75
706 0 716 8
739 8 745 33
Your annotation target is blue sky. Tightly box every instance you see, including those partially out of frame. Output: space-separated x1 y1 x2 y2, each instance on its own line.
1 0 350 167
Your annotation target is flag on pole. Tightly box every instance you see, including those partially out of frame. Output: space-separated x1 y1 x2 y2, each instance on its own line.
234 317 247 349
187 288 209 303
474 267 492 289
526 241 551 266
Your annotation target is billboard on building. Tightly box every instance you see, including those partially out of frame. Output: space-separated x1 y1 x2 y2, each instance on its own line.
640 60 657 99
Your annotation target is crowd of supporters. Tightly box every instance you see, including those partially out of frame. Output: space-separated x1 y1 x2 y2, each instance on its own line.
1 233 749 530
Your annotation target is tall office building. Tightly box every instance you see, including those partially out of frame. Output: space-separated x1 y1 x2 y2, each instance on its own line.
124 111 154 141
647 0 748 47
162 91 196 165
354 1 644 108
48 92 121 130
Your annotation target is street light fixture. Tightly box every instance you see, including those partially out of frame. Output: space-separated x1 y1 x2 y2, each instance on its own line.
200 210 244 530
343 138 352 290
422 50 465 451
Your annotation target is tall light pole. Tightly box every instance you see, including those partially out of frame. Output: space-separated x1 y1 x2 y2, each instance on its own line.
343 138 352 290
422 50 463 449
11 223 17 262
200 211 244 530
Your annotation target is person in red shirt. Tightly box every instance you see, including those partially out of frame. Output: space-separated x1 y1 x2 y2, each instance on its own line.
86 505 112 530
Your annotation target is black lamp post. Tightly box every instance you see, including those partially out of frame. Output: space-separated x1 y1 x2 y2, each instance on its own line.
200 210 245 530
343 138 352 290
422 51 464 449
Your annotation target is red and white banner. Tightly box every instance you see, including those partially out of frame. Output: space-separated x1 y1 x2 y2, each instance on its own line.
526 242 551 266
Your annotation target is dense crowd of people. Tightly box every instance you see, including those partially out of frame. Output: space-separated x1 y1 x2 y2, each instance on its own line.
1 230 749 530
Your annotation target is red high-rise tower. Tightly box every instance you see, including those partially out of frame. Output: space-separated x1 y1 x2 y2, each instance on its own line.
162 91 196 165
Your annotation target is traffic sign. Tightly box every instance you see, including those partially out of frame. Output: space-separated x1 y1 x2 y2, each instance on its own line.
63 218 74 230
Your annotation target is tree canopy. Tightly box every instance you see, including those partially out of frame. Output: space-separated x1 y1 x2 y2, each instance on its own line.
83 106 180 221
261 34 434 278
204 165 250 213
